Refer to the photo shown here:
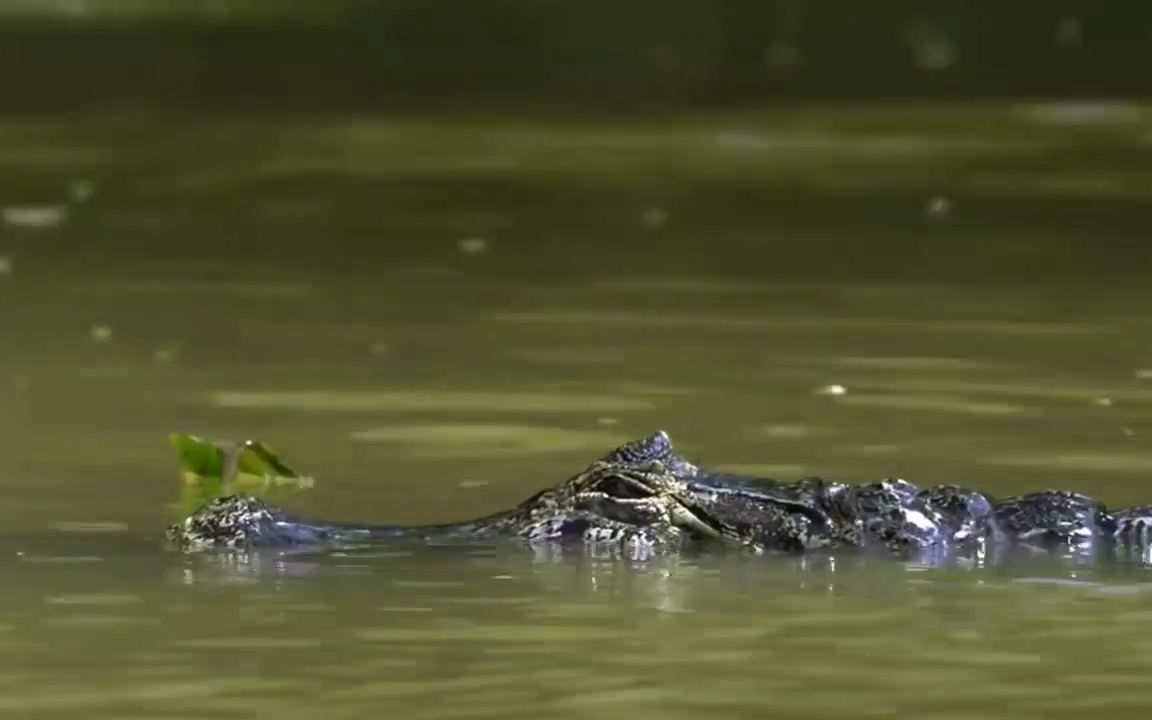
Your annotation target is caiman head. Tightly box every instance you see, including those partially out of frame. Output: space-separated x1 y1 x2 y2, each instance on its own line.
594 431 834 552
554 458 755 549
493 454 758 553
168 430 816 556
600 430 700 479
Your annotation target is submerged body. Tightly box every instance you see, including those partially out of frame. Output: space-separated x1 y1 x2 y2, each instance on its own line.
169 431 1152 565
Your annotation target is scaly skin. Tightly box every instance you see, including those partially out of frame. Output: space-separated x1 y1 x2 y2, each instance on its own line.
168 457 754 559
610 432 1152 562
169 431 1152 565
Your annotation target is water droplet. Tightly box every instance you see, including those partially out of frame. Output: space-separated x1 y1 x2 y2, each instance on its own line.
89 325 112 344
925 196 952 219
764 41 801 67
369 341 390 357
1055 17 1083 47
816 384 847 396
68 179 96 204
641 208 669 230
153 344 181 363
903 23 958 71
457 236 490 255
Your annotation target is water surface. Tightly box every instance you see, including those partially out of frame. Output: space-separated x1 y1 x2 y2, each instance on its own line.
2 105 1152 717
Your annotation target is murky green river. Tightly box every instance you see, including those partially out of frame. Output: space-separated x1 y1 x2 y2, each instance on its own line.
3 104 1152 716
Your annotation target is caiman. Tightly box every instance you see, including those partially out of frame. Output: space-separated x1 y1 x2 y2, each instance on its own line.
168 431 1152 565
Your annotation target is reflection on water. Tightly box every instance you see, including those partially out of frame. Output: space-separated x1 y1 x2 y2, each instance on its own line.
489 309 1114 337
4 534 1152 717
3 106 1152 715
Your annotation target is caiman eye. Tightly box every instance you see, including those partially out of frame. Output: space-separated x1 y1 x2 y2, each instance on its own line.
597 475 655 499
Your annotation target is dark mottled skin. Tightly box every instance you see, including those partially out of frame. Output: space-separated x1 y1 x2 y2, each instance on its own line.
170 458 742 559
169 431 1152 565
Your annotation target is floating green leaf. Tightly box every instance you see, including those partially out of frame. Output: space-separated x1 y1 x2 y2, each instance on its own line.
169 433 315 513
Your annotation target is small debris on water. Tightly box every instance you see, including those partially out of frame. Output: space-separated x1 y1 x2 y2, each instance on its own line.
2 204 68 229
457 479 489 489
0 256 11 275
816 383 847 397
596 417 621 427
758 424 814 439
89 325 113 344
369 341 390 357
153 344 181 363
764 41 801 67
457 236 490 255
925 196 952 219
1122 427 1136 437
857 443 902 455
641 208 669 230
1054 16 1083 47
1022 101 1140 126
1092 396 1113 407
904 23 958 70
1134 368 1152 380
68 179 96 204
51 522 130 534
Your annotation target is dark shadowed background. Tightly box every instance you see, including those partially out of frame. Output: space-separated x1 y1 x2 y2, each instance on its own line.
2 1 1152 110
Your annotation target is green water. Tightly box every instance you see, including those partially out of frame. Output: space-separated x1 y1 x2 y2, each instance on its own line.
3 104 1152 717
